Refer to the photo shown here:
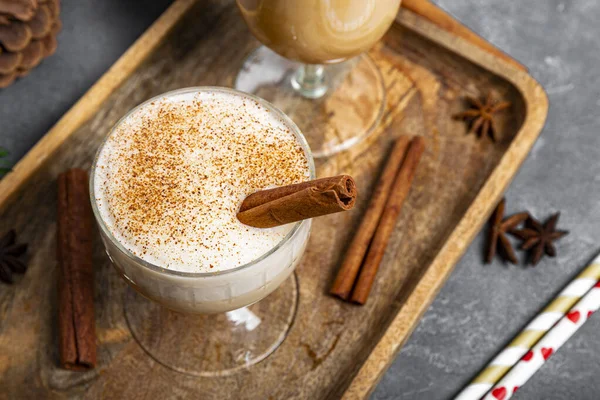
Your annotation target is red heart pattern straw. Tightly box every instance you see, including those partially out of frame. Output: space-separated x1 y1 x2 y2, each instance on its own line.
455 256 600 400
481 270 600 400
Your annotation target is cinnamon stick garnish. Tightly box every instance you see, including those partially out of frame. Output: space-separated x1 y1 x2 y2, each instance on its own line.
237 175 357 228
351 137 426 305
330 137 411 300
57 169 96 370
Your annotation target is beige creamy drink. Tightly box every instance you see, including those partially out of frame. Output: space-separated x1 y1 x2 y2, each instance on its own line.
95 89 309 273
237 0 401 64
91 88 313 313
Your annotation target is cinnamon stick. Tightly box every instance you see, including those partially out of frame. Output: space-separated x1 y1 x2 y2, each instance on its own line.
351 137 426 305
237 175 357 228
57 168 96 370
330 137 411 300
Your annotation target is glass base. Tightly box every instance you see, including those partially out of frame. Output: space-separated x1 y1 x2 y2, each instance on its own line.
124 273 299 377
235 46 386 158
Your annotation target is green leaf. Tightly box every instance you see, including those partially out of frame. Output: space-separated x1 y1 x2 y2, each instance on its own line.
0 148 12 177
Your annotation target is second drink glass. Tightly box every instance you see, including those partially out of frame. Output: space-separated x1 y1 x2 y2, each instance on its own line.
235 0 402 157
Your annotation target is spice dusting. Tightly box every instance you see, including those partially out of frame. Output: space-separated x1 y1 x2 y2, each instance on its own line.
95 91 309 272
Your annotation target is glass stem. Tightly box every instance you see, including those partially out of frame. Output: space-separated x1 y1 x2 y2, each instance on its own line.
291 64 328 99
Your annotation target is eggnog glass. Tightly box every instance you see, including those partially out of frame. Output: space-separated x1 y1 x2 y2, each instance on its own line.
235 0 401 157
90 87 315 376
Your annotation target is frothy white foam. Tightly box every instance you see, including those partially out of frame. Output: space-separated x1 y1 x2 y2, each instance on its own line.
94 89 309 273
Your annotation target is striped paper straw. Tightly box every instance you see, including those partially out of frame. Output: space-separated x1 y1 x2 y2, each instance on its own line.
483 279 600 400
455 255 600 400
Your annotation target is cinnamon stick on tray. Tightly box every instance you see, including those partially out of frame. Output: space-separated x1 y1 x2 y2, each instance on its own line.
237 175 357 228
351 137 425 305
57 168 96 370
330 136 412 300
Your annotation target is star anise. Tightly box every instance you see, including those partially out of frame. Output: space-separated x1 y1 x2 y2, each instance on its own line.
511 213 569 266
453 93 511 142
486 198 529 264
0 230 28 284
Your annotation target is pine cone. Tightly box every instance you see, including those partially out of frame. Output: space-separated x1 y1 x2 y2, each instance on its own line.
0 0 38 22
0 0 60 88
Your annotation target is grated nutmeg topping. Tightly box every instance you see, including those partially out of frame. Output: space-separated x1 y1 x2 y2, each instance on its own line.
94 90 309 273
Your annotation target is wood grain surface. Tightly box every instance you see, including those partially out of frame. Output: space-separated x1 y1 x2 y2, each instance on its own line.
0 1 547 399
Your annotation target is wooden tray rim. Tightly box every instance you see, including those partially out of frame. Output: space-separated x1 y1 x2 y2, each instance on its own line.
0 1 549 398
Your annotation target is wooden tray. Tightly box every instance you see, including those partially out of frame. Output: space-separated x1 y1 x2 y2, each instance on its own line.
0 1 547 398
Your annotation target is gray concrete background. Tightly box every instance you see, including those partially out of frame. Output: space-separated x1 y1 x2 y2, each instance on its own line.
0 1 598 399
